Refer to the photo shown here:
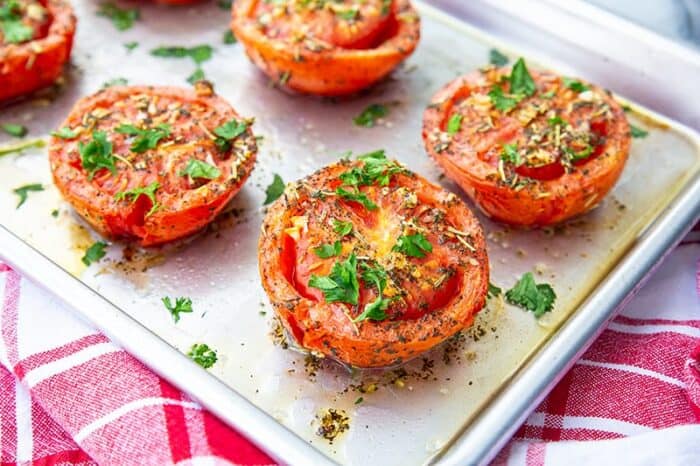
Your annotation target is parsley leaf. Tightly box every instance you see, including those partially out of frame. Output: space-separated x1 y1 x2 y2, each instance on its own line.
101 77 128 89
630 125 648 138
393 233 432 258
151 44 213 65
13 183 42 209
509 58 536 97
1 123 27 138
79 131 116 180
354 104 388 128
223 29 237 44
124 41 139 52
187 67 206 84
332 219 353 237
217 0 232 9
564 145 594 162
179 159 221 180
51 127 77 139
162 296 193 323
114 181 160 216
488 282 502 298
188 343 217 369
309 253 360 305
562 77 589 93
505 272 556 317
488 86 520 112
264 173 285 205
82 241 108 266
501 143 521 165
447 114 463 135
353 261 390 323
335 186 377 210
336 8 359 21
116 123 171 153
0 1 33 44
339 150 403 187
97 2 139 31
489 48 509 66
214 118 247 140
313 240 342 259
547 116 566 127
0 138 44 157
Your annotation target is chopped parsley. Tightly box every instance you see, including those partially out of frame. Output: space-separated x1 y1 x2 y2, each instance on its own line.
179 159 221 181
309 253 359 305
223 29 237 44
213 118 248 151
1 123 27 138
487 282 502 298
187 67 206 84
101 77 128 89
354 261 391 323
151 44 213 65
630 125 648 138
263 173 285 205
187 343 217 369
353 104 388 128
564 145 593 162
217 0 232 9
124 41 139 52
332 219 353 237
13 183 42 209
489 48 509 66
447 114 463 135
547 116 566 127
116 123 171 153
393 233 432 258
313 241 342 259
336 8 359 21
489 57 536 111
0 138 45 157
505 272 556 317
82 241 108 266
97 2 139 31
51 127 77 139
0 1 33 44
562 77 589 93
162 296 193 323
114 181 160 216
500 143 521 165
51 209 59 217
488 86 520 112
335 186 377 210
339 150 403 187
79 131 116 180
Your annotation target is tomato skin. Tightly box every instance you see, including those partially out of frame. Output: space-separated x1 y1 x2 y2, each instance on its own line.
0 0 75 102
422 69 631 227
259 160 489 368
49 85 257 247
231 0 420 96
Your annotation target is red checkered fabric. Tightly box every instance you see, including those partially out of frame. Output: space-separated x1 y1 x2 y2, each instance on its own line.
0 241 698 465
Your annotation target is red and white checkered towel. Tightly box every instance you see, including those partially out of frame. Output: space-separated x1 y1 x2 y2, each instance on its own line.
1 241 699 465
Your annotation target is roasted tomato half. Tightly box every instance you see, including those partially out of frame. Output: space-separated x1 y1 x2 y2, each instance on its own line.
231 0 420 96
0 0 75 102
49 83 257 246
422 59 631 227
259 151 489 368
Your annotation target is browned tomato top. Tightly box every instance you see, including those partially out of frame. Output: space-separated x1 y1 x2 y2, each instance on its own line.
430 62 620 186
279 152 482 323
251 0 411 50
50 83 256 222
0 0 52 46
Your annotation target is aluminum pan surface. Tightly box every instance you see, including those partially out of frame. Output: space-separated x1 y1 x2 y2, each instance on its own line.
1 1 699 465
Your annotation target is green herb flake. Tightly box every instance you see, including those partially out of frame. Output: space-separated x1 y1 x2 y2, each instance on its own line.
13 183 43 209
489 48 509 67
339 150 403 188
0 138 45 157
547 116 566 127
114 181 160 216
186 67 206 84
151 44 213 64
51 209 59 217
124 41 139 52
214 118 247 140
101 77 128 89
336 8 359 21
217 0 232 10
393 233 433 258
488 282 502 298
335 186 377 210
115 123 171 153
97 2 139 31
564 145 594 162
264 173 285 205
488 85 521 112
562 77 589 93
1 123 27 138
355 397 364 404
447 114 463 135
162 296 193 323
188 343 217 369
309 253 359 305
353 104 388 128
505 272 556 317
223 29 237 44
332 219 353 237
82 241 108 266
500 143 521 166
354 261 391 323
179 159 221 181
79 131 116 180
630 125 648 138
313 241 342 259
0 1 34 44
509 57 536 97
51 127 78 139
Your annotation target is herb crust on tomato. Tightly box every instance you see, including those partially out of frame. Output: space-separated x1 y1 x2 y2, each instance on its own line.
259 151 489 368
0 0 75 102
422 59 631 227
231 0 420 96
49 82 257 246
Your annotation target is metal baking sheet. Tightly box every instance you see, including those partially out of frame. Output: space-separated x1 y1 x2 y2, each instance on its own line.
1 1 699 465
